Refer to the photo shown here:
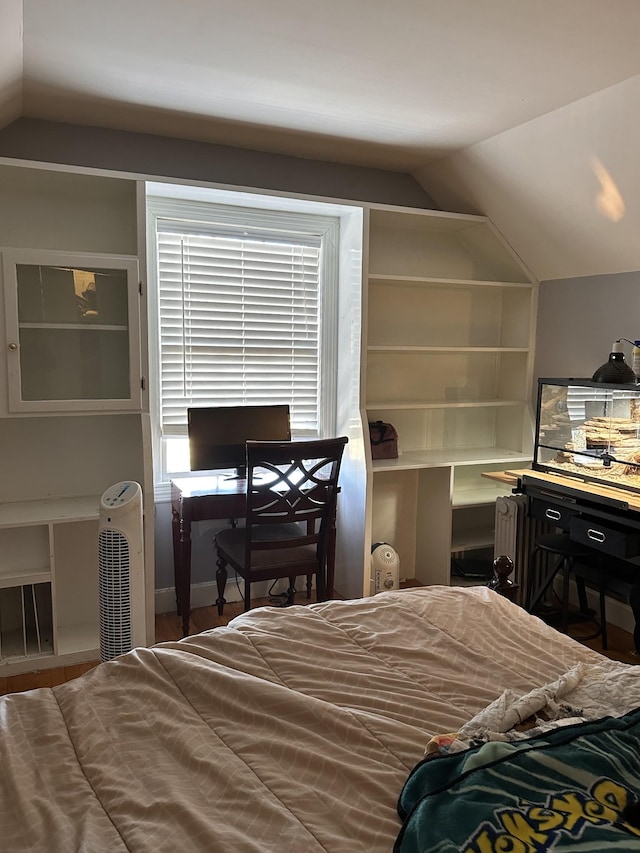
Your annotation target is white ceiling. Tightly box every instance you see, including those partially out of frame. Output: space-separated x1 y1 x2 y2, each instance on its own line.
3 0 640 172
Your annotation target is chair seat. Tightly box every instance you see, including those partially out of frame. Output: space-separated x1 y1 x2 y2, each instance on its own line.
533 533 602 584
534 533 592 558
216 523 318 570
529 531 607 648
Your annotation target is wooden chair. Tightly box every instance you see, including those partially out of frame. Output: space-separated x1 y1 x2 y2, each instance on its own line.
214 436 348 615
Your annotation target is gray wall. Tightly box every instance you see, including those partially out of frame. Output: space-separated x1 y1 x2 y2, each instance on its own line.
0 118 437 209
534 269 640 396
155 501 228 589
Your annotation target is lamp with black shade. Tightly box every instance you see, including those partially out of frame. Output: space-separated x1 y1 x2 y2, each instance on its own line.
591 340 637 384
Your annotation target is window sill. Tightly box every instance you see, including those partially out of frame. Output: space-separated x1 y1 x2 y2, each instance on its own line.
154 480 173 503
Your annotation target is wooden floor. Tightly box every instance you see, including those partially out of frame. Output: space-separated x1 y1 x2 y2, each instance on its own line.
0 593 314 696
564 620 638 666
155 591 319 641
1 592 638 695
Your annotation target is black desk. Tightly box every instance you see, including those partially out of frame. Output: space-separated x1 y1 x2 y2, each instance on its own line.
170 475 337 637
512 469 640 649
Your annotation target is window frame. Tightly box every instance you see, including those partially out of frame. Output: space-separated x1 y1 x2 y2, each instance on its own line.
146 192 340 498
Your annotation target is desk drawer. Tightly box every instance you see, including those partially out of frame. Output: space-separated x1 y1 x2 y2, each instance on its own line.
570 517 640 558
530 498 577 530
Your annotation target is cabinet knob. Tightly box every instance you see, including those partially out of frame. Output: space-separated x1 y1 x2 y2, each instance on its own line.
8 342 18 351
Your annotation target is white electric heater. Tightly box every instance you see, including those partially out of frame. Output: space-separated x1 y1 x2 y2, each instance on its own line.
371 542 400 593
98 481 145 662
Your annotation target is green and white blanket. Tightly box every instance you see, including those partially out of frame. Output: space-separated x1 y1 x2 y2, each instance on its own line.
396 668 640 852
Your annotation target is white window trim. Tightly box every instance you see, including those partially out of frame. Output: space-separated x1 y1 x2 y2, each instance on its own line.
146 190 340 500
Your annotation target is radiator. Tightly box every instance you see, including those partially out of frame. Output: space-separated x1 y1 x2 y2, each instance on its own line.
494 495 554 606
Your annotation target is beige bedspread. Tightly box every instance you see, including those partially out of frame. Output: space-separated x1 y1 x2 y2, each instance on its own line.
0 586 609 852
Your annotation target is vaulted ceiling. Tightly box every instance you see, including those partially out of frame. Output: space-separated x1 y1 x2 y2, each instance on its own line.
2 0 640 280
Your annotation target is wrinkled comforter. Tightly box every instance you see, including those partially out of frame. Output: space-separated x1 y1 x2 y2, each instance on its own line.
0 586 610 852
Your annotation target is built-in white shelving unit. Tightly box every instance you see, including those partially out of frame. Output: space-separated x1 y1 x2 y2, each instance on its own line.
0 165 153 676
363 205 538 587
0 499 102 666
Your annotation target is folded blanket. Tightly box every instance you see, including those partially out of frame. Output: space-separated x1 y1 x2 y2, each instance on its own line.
397 707 640 852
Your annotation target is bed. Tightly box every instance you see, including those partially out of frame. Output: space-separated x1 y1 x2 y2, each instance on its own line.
0 585 637 852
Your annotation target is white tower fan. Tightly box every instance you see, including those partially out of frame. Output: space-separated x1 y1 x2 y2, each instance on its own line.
371 542 400 593
98 481 145 662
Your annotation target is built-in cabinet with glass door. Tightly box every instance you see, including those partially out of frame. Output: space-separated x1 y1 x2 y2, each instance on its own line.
0 166 152 676
364 206 537 587
3 249 141 413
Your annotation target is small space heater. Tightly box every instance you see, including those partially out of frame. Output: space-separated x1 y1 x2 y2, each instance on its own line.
98 481 145 662
372 542 400 593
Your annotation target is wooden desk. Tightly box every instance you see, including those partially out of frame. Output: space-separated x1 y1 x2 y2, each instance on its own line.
170 475 337 637
171 476 245 636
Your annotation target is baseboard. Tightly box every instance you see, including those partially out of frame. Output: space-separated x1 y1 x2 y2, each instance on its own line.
582 585 636 636
155 582 221 614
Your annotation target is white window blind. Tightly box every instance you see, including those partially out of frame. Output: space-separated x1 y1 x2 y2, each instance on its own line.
157 220 325 437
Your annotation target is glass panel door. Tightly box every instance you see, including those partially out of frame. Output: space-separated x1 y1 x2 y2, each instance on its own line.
3 250 141 412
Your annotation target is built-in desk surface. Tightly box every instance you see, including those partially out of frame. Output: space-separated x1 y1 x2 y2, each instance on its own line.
500 468 640 515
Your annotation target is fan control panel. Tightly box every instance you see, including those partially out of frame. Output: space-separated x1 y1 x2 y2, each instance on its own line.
101 481 141 509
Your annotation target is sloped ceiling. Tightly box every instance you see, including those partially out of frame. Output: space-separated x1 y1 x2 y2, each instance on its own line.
2 0 640 280
418 75 640 282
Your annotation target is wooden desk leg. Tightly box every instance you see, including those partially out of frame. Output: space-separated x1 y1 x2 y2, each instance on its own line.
630 581 640 653
324 524 336 601
215 558 227 616
171 506 182 617
171 502 193 637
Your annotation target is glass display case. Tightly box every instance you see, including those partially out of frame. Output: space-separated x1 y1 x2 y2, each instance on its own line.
534 378 640 494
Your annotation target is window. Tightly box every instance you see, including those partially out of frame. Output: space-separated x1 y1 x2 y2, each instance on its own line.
147 192 339 487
